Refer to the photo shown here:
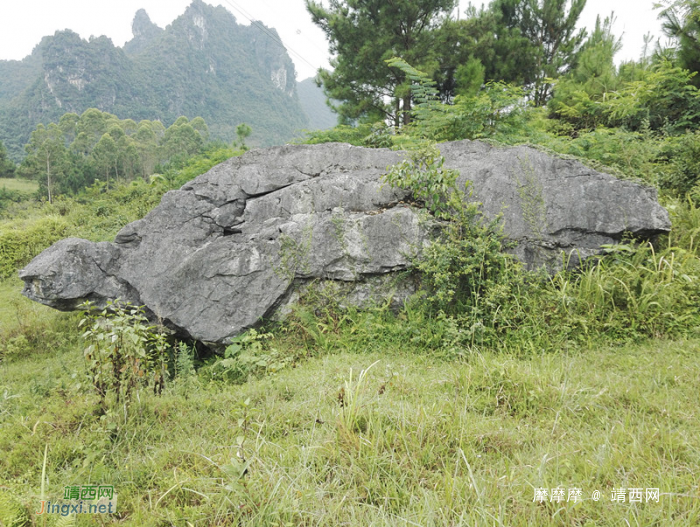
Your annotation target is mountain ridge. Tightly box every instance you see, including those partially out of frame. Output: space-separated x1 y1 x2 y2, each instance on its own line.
0 0 320 161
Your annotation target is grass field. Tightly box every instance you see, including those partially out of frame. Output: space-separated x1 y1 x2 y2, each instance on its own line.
1 307 699 525
0 177 38 194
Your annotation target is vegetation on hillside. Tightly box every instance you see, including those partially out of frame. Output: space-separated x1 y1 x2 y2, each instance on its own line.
0 141 14 179
297 77 339 131
0 141 240 281
0 0 309 161
2 0 700 524
16 109 211 202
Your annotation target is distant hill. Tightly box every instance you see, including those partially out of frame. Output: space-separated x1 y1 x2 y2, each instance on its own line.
0 0 311 161
297 77 338 131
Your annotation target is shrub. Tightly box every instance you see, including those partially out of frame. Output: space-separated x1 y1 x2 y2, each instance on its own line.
79 300 170 408
414 189 512 316
0 216 69 279
204 329 291 384
380 137 700 355
659 131 700 195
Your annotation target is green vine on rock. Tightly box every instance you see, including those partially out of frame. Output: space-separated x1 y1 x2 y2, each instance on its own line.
383 139 512 316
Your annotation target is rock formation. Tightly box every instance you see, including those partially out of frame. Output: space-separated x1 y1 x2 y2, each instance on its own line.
0 0 309 161
19 141 671 346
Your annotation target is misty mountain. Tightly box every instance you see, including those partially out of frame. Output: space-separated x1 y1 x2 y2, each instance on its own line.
298 77 338 131
0 0 325 161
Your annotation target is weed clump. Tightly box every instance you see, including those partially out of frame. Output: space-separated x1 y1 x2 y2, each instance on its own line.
79 300 170 408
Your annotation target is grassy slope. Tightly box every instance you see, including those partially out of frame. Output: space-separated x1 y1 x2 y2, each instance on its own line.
0 331 699 526
0 178 37 194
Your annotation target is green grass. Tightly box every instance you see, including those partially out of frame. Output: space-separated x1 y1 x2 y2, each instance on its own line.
1 309 699 525
0 178 38 194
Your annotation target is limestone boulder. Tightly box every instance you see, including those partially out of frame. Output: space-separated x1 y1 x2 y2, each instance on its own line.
19 141 670 346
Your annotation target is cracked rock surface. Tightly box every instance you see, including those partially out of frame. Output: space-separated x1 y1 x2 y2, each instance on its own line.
19 141 670 346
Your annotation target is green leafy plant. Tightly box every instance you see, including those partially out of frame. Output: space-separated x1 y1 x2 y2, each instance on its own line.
172 342 199 399
387 57 528 143
415 189 513 316
79 300 171 408
382 136 512 318
206 329 290 383
383 142 458 217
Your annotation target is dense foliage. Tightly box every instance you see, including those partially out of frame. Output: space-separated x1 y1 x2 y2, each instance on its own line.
0 143 239 280
0 141 14 178
304 0 700 353
14 109 213 202
306 0 457 126
309 0 591 123
658 0 700 86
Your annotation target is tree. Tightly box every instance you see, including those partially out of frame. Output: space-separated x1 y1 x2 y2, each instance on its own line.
22 123 67 203
548 15 622 130
116 135 140 182
75 108 120 151
160 119 204 161
134 123 160 179
58 113 80 145
306 0 457 127
491 0 587 105
658 0 700 86
190 117 209 142
434 3 537 98
387 57 528 143
91 133 119 184
235 123 252 150
0 140 15 178
454 57 486 97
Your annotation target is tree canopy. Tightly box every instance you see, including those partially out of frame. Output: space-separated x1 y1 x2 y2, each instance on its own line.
18 109 217 200
0 141 14 179
309 0 589 124
490 0 587 105
658 0 700 86
306 0 457 127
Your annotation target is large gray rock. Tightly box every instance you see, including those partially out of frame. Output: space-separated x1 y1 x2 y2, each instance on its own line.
19 141 670 346
440 141 671 266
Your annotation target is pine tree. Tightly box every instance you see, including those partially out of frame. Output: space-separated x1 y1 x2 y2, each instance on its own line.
492 0 587 105
658 0 700 87
306 0 457 127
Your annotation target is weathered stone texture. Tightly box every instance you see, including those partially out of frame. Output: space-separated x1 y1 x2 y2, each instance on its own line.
19 141 670 346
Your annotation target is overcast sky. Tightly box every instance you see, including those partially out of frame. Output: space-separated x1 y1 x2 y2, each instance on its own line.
0 0 669 81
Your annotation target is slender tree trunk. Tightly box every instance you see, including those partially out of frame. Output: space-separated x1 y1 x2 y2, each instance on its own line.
403 94 412 125
394 98 401 131
46 153 52 204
